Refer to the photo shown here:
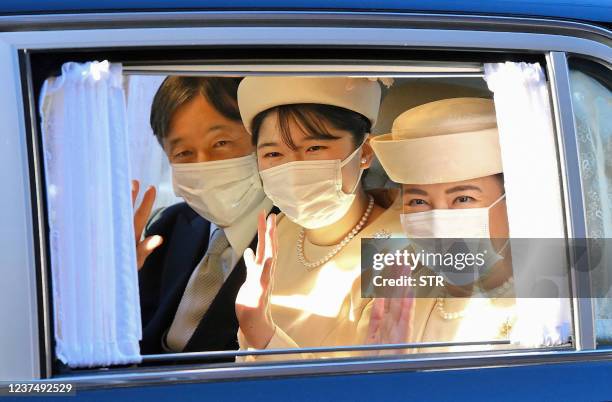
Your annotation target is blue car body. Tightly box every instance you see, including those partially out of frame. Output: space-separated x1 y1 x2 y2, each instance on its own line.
0 1 610 401
0 0 611 24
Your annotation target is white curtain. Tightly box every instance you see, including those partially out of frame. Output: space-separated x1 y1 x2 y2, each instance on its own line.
484 62 572 347
569 70 612 343
126 75 181 210
40 61 142 367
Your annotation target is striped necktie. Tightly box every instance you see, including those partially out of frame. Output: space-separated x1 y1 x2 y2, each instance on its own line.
166 227 230 351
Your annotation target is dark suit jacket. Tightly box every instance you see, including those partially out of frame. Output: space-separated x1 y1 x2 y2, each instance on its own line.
138 202 258 356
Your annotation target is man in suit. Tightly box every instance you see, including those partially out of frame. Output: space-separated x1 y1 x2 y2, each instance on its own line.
133 77 273 355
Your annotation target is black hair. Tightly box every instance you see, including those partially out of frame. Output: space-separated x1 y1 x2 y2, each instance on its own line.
494 173 505 193
150 76 241 146
250 104 371 150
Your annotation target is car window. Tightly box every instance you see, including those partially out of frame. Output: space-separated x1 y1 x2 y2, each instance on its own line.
34 59 576 373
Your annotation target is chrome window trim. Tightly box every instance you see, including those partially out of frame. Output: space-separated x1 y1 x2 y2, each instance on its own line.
0 11 609 46
123 61 485 76
3 27 611 63
20 50 53 380
2 15 610 382
15 347 612 391
122 63 486 79
546 52 597 351
142 340 512 363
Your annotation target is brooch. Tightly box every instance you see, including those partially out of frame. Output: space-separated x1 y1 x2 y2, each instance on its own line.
372 229 391 239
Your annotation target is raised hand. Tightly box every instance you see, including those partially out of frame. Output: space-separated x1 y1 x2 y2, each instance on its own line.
366 291 415 355
132 180 163 270
235 210 277 349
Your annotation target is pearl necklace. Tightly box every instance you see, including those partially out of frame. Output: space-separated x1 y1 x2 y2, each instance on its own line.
297 195 374 271
435 297 467 320
435 276 515 320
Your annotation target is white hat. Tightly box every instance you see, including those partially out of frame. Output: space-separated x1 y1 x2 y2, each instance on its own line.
370 97 502 184
238 76 382 134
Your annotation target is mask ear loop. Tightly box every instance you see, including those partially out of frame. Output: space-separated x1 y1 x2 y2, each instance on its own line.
340 134 370 194
340 134 370 168
488 193 506 210
487 192 510 258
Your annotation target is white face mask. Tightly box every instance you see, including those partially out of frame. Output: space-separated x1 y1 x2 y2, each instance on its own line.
400 193 506 239
259 141 365 229
171 153 265 227
400 194 507 286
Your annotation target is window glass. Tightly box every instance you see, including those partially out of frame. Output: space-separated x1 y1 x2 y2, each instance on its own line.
39 63 576 371
126 75 181 211
131 71 572 361
569 60 612 346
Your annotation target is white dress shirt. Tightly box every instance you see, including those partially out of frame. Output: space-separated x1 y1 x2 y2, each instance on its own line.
209 195 273 280
161 195 273 352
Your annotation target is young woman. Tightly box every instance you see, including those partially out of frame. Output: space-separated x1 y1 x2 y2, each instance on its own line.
233 77 416 360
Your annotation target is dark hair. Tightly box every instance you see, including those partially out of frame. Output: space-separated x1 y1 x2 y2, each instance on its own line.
250 104 371 150
494 173 505 193
150 76 241 146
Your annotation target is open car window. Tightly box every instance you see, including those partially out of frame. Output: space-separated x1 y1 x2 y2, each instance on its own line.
33 56 586 374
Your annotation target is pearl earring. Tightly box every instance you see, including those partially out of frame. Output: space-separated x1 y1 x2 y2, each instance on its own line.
361 158 367 164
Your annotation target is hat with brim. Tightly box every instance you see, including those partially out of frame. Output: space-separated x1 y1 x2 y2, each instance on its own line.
238 76 382 134
370 97 502 184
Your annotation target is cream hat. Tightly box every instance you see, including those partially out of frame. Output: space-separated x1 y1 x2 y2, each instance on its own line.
238 76 382 134
370 97 502 184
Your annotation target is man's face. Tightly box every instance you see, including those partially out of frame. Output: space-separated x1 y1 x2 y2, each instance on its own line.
163 94 254 164
402 174 509 238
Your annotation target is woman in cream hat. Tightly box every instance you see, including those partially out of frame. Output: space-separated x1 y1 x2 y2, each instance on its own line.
233 76 417 360
371 97 517 350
